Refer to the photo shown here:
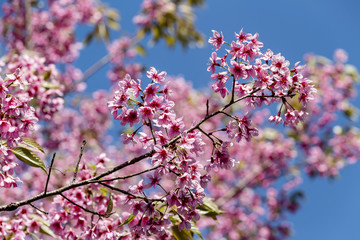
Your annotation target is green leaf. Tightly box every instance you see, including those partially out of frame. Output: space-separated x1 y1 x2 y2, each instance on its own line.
98 23 109 42
172 225 193 240
190 222 203 240
135 45 147 56
196 197 224 220
42 70 52 81
104 192 113 218
99 187 108 196
106 9 120 21
84 32 94 45
345 64 359 82
165 35 176 47
41 81 60 90
169 215 181 224
11 147 47 173
108 18 120 30
40 225 56 238
119 214 135 226
22 137 45 153
28 232 40 240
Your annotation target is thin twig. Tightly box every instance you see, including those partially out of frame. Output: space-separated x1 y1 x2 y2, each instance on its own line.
148 121 157 145
72 140 86 183
99 183 163 203
60 193 106 217
92 165 162 183
44 153 56 194
196 126 215 144
29 203 48 215
216 161 273 207
206 99 209 117
230 77 236 103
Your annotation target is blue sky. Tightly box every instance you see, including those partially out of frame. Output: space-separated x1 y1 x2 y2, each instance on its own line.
76 1 360 239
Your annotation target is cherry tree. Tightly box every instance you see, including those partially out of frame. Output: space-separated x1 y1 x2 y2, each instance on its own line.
0 0 359 239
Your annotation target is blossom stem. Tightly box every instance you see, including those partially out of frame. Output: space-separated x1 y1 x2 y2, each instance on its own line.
72 140 86 183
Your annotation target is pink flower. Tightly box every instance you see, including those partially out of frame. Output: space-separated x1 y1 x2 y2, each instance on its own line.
152 145 171 165
235 28 251 42
207 52 220 73
144 83 159 101
166 192 180 207
167 118 184 138
269 113 283 125
145 172 161 188
139 106 154 121
208 30 224 50
146 67 167 84
229 41 242 59
120 108 140 127
270 53 290 73
230 61 249 80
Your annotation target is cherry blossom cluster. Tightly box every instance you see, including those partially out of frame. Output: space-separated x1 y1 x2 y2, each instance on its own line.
208 29 317 128
292 49 360 177
0 68 36 188
108 69 209 236
2 0 102 63
0 0 358 236
193 49 360 239
107 37 144 84
0 53 63 188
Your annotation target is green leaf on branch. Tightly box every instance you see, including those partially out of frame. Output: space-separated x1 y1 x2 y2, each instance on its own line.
29 214 56 238
108 18 120 30
42 70 52 81
196 197 224 220
84 32 94 45
99 187 108 196
22 137 45 153
119 214 135 226
190 222 203 240
40 225 56 238
135 45 147 56
41 81 60 90
11 147 47 173
345 64 359 82
104 192 114 218
171 225 193 240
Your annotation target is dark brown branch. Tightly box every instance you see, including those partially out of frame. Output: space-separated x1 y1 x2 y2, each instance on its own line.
206 99 209 117
0 150 154 212
93 165 162 183
99 183 163 203
44 153 56 194
29 203 48 215
148 121 157 145
60 193 106 217
230 77 236 103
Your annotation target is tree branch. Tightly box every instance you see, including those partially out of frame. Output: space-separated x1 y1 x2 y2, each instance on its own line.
0 88 261 212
